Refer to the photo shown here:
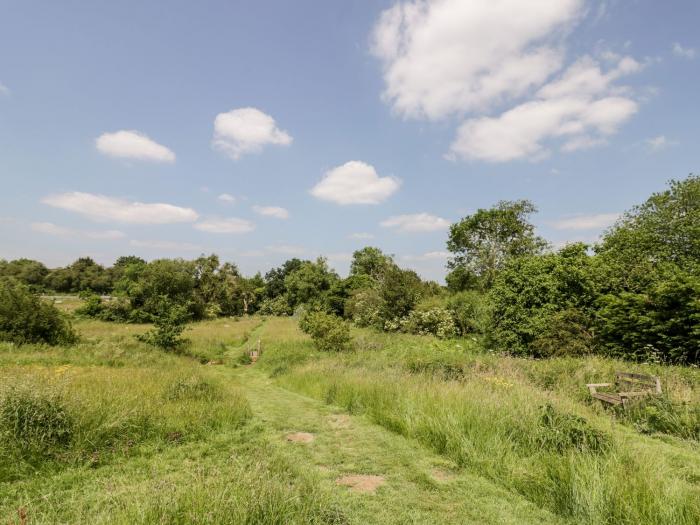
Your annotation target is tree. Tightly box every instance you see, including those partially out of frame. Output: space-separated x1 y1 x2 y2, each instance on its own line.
264 258 304 299
349 247 393 281
0 259 48 292
284 258 339 310
447 200 547 290
378 266 423 321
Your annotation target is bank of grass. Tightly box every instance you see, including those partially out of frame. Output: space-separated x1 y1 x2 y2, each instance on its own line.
256 317 700 525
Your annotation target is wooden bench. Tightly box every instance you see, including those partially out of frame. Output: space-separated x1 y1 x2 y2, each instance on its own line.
587 372 662 408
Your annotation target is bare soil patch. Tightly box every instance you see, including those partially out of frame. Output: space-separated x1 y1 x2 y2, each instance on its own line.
335 474 386 493
285 432 314 443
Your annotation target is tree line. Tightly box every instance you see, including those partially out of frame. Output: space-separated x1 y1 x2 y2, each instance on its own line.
1 175 698 364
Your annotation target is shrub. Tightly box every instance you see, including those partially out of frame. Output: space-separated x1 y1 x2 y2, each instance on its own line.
621 397 700 441
446 290 489 335
0 277 78 345
399 308 458 339
258 295 293 316
530 308 594 358
299 311 352 352
0 388 73 456
137 297 190 351
74 292 105 318
344 287 383 328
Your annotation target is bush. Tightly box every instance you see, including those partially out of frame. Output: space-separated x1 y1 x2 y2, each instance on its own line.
0 388 73 456
137 297 190 351
299 311 352 352
0 278 78 345
446 290 489 335
621 397 700 441
258 295 293 316
399 308 458 339
344 287 383 328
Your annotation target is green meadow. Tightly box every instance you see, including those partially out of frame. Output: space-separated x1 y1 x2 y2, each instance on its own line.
1 312 698 524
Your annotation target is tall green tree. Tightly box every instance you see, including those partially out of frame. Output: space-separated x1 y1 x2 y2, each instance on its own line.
447 200 547 290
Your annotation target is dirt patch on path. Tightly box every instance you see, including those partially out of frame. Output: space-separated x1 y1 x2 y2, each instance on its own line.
336 475 386 493
285 432 314 443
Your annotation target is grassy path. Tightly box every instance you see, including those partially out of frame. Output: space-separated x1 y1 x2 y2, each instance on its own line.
227 366 565 525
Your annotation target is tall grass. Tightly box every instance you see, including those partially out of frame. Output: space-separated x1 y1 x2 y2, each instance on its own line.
255 318 700 525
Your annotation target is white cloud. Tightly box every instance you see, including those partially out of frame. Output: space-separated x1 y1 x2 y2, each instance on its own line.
0 82 9 96
31 222 125 240
218 193 236 203
212 107 292 160
310 161 401 205
252 205 289 219
326 252 353 262
672 42 696 59
265 244 306 255
42 192 198 224
646 135 676 152
551 213 619 231
130 239 202 251
96 130 175 163
194 217 255 234
402 251 450 261
371 0 584 119
349 232 375 240
381 213 450 232
449 55 641 162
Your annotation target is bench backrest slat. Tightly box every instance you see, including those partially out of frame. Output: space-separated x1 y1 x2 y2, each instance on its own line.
615 372 661 393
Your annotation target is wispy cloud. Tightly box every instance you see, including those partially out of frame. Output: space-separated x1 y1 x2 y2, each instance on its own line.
31 222 125 240
551 213 619 231
194 217 255 234
672 42 696 59
42 192 198 224
129 239 202 251
217 193 236 203
381 213 450 233
253 205 290 219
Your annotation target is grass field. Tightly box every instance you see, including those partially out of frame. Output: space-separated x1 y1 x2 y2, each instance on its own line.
1 308 699 524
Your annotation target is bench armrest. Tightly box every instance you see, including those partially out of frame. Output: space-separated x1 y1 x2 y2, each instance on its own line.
586 383 612 394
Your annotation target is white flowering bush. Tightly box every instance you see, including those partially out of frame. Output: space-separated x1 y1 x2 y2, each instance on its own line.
399 308 459 339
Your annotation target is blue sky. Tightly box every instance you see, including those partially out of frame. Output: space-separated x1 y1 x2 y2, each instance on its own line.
0 0 698 281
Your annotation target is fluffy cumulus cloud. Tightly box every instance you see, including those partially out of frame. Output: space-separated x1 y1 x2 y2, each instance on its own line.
373 1 646 162
212 107 292 160
252 205 289 219
42 192 198 224
551 213 619 231
310 161 401 205
95 130 175 163
381 213 449 232
672 42 696 59
31 222 125 240
371 0 583 119
449 55 642 161
194 217 254 234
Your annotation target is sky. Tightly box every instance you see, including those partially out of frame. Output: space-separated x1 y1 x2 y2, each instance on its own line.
0 0 698 282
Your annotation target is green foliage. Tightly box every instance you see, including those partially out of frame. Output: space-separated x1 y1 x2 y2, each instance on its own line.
488 243 597 356
445 290 490 335
398 307 458 339
596 269 700 364
44 257 112 294
0 258 49 292
0 278 78 345
447 200 547 290
349 246 393 280
0 387 73 457
344 287 383 328
378 265 423 321
284 257 340 310
136 297 190 351
299 310 352 352
258 294 294 316
165 376 221 401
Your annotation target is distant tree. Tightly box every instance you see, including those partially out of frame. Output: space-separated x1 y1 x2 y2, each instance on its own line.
379 266 423 321
44 257 111 294
0 259 48 292
264 258 304 299
447 200 547 290
349 247 393 281
284 258 339 310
